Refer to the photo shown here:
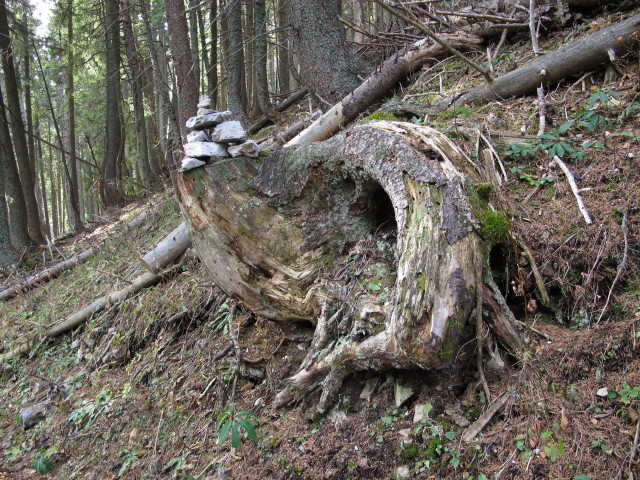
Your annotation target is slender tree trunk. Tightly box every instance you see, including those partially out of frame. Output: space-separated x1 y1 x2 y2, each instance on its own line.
48 130 59 239
0 0 43 244
0 158 18 266
66 0 85 230
188 0 202 96
218 0 229 110
276 0 290 94
255 0 271 114
166 0 199 140
36 124 51 239
103 0 125 206
207 0 219 103
197 6 211 98
226 0 249 122
123 0 160 191
0 85 32 249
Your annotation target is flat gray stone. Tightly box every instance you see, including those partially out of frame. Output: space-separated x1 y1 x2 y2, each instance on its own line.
21 402 48 430
197 107 215 116
197 95 212 109
210 121 247 143
394 382 413 408
187 130 210 143
184 141 228 158
228 140 260 158
181 157 206 171
186 111 232 130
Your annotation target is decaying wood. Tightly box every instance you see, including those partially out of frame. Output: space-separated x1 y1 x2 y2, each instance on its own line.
434 13 640 111
552 155 592 225
140 223 192 273
176 120 531 413
0 204 158 301
286 32 483 146
462 391 511 442
0 223 190 364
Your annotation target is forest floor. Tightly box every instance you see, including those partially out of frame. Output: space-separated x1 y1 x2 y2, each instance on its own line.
2 10 640 480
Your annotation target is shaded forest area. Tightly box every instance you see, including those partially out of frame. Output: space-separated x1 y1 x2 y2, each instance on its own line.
1 0 640 479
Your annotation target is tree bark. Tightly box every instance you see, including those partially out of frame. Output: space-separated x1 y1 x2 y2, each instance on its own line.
276 0 290 94
207 0 219 102
176 121 518 412
0 85 32 249
225 0 249 123
166 0 199 141
255 0 272 115
0 0 43 244
103 0 125 206
288 0 363 108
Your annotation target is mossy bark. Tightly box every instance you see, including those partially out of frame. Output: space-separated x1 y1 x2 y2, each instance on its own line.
177 121 518 412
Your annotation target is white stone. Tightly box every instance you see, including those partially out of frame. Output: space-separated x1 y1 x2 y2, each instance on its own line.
396 466 411 479
197 95 212 109
186 130 210 143
197 107 215 116
184 141 228 158
228 140 260 158
359 377 379 401
394 382 413 407
596 387 609 397
210 120 247 143
413 403 432 423
185 111 232 130
180 157 206 171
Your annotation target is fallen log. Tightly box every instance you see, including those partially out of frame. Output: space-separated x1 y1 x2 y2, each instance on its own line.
285 32 483 146
434 13 640 111
140 223 191 273
0 222 191 364
0 203 159 301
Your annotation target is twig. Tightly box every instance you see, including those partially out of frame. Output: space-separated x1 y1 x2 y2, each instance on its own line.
475 252 491 403
529 0 541 55
97 270 133 284
479 131 508 181
436 10 521 23
514 237 550 306
552 156 592 225
462 392 510 442
630 418 640 463
153 410 164 456
213 342 234 361
373 0 492 82
597 207 629 323
536 84 546 136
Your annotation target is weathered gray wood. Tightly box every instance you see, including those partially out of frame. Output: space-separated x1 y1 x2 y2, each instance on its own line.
140 222 192 274
435 13 640 111
177 121 491 412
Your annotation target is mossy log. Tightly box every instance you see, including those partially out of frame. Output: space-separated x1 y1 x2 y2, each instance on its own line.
176 121 521 412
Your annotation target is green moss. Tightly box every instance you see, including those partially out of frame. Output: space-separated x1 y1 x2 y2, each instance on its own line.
424 435 443 459
474 183 492 202
399 443 420 461
481 210 511 243
365 112 399 121
438 105 474 120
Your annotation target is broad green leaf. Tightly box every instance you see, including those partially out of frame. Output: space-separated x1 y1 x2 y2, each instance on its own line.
231 422 241 448
237 417 258 442
218 420 232 444
368 282 381 291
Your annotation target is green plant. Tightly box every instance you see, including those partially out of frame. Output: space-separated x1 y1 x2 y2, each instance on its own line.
68 389 111 431
32 447 57 475
540 430 565 462
211 303 231 334
590 438 608 452
481 210 511 243
366 112 398 121
217 404 258 449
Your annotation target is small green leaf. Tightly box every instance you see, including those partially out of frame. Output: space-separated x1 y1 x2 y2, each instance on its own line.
558 121 573 134
572 475 591 480
367 282 381 291
444 431 457 440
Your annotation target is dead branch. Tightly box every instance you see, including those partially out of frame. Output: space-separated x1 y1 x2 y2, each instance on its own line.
552 155 593 225
597 207 629 323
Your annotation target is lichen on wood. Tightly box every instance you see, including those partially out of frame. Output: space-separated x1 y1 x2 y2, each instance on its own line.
177 121 518 413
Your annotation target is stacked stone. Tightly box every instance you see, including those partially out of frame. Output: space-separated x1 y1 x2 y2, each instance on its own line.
180 95 260 171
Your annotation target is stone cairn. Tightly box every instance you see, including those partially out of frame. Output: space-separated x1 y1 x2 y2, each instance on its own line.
180 95 260 171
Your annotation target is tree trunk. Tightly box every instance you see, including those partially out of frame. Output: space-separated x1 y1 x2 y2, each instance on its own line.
166 0 199 141
0 165 19 267
188 0 202 97
66 0 85 231
254 0 271 114
103 0 125 206
207 0 219 102
0 85 31 249
289 0 363 108
123 0 160 191
225 0 249 123
276 0 290 94
0 0 43 244
176 121 517 413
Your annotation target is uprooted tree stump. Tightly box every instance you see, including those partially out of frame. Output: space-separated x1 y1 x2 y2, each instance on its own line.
176 121 522 413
